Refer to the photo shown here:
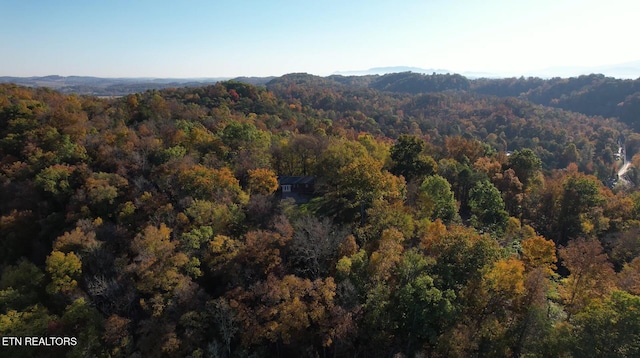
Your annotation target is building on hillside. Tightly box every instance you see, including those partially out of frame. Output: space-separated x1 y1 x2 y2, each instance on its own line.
277 176 316 204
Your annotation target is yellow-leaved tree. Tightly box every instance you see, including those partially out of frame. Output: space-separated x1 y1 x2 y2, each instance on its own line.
46 251 82 295
246 168 278 195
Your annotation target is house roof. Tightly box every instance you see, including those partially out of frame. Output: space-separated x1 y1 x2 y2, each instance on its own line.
277 176 316 185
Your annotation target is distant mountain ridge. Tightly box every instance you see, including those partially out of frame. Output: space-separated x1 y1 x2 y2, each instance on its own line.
0 75 233 96
0 75 283 96
336 61 640 79
522 60 640 80
334 66 451 76
2 59 639 96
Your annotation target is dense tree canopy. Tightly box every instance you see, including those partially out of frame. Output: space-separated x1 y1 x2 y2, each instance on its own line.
1 76 639 357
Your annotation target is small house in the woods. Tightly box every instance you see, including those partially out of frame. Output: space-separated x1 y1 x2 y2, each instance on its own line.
277 176 316 203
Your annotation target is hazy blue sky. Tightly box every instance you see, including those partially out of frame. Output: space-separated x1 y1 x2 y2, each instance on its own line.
1 0 639 78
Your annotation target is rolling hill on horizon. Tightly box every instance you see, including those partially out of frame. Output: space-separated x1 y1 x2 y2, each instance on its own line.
2 58 639 96
4 71 640 131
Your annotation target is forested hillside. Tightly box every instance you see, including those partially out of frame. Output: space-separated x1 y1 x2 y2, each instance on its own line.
472 74 640 129
268 72 640 131
5 73 640 130
2 79 640 357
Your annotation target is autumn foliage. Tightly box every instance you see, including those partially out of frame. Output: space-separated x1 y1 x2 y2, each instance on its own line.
1 78 640 357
